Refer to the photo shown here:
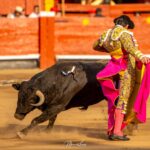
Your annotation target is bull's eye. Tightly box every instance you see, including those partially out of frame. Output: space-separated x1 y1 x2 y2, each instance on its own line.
30 97 39 104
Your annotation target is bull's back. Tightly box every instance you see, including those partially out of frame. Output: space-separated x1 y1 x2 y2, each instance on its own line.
64 61 106 110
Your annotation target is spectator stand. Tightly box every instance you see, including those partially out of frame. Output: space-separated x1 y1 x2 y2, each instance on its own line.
57 3 150 17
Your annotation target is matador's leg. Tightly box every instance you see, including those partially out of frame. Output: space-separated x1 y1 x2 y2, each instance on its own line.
116 70 133 114
113 70 134 137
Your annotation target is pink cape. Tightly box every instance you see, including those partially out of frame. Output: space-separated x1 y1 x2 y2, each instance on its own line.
134 63 150 123
96 57 127 79
96 57 150 132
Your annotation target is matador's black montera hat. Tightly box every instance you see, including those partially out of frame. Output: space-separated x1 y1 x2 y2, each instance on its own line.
114 15 135 29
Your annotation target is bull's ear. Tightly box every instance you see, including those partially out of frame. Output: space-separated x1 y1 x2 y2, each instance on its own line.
12 83 21 91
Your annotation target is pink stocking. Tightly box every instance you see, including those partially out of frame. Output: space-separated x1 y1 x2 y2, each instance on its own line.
113 108 124 136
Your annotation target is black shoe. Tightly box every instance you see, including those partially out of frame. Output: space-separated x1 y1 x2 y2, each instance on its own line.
108 135 113 140
109 134 130 141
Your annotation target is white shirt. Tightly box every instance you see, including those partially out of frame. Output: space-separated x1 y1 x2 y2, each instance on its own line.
7 13 26 19
29 13 39 18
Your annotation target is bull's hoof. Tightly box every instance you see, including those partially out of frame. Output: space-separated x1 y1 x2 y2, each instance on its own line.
17 131 26 139
45 126 53 133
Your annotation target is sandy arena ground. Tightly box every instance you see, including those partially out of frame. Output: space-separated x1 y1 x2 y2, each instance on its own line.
0 69 150 150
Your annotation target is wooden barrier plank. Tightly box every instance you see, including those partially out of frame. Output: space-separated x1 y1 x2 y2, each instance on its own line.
0 18 39 55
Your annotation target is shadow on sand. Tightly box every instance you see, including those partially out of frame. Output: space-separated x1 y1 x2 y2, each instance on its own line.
0 123 107 140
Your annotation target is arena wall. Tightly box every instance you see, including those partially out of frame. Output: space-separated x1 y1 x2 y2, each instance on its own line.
0 16 150 68
0 18 39 55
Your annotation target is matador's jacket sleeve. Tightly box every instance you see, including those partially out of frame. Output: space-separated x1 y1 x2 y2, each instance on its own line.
119 31 144 60
93 30 109 52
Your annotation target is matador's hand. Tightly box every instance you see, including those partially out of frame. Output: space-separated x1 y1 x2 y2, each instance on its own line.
141 56 150 64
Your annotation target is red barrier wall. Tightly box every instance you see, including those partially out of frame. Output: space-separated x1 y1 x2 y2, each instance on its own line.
54 17 150 55
0 16 150 56
0 18 39 55
0 16 150 68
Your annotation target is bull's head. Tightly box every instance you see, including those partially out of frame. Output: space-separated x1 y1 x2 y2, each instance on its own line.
12 81 45 120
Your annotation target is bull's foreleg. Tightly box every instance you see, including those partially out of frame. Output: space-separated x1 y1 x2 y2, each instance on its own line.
46 115 57 130
17 106 64 138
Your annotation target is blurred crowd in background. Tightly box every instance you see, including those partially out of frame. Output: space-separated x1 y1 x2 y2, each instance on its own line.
6 5 40 18
0 0 149 18
61 0 150 4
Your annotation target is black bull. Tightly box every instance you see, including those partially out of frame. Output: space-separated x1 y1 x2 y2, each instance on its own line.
12 61 108 138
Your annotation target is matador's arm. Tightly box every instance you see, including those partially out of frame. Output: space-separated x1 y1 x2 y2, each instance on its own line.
93 39 106 52
120 32 144 60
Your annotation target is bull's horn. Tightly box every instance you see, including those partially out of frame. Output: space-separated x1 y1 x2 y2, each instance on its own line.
31 90 45 107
